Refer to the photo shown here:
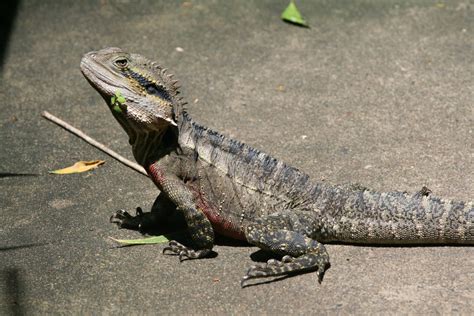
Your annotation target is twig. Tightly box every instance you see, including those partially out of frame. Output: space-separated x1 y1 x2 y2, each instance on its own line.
42 111 148 177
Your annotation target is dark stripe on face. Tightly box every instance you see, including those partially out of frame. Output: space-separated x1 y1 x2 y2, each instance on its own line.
124 69 172 102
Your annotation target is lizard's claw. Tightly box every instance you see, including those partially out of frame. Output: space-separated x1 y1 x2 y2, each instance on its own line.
163 240 212 261
110 208 144 230
241 257 293 287
244 255 294 274
110 209 132 226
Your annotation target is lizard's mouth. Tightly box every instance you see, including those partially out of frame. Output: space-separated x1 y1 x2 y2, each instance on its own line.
80 52 123 98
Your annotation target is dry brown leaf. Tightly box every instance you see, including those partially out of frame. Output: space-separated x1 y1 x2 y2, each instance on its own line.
49 160 105 175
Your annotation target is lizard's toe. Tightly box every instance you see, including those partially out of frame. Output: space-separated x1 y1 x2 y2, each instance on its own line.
162 240 186 255
242 258 290 284
241 264 277 287
110 209 132 226
110 208 144 229
163 240 212 261
241 251 330 287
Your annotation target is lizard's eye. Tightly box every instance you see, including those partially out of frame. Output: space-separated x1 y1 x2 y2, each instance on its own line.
114 58 128 68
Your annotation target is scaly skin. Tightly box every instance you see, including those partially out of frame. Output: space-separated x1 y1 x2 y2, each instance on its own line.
80 47 474 286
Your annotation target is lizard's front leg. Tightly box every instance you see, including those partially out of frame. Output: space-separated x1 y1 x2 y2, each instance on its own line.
150 164 215 260
162 205 214 260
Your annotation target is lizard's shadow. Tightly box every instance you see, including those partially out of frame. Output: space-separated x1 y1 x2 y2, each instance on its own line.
249 249 283 262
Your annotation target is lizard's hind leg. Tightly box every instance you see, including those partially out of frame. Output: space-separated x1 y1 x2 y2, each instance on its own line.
242 214 329 287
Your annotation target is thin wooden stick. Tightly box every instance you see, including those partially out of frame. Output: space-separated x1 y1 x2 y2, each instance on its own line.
42 111 148 177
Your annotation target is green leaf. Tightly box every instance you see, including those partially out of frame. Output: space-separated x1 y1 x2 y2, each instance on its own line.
111 91 126 113
117 95 126 104
109 235 169 245
112 104 122 113
114 91 126 104
281 1 308 27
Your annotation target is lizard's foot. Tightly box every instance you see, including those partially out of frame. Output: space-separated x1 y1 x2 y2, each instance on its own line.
110 208 145 230
163 240 212 261
241 252 330 287
243 217 331 287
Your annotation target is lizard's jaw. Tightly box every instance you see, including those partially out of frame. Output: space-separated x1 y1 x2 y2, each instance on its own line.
80 51 126 99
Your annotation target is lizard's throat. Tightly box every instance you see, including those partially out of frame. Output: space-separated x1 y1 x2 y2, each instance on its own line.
110 109 176 166
131 130 167 166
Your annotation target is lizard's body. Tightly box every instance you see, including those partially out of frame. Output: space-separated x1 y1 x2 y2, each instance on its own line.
81 47 473 286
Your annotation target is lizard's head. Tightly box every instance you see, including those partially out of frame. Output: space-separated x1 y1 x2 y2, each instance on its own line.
80 47 180 134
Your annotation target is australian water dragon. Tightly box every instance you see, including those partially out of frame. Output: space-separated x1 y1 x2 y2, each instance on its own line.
80 47 473 286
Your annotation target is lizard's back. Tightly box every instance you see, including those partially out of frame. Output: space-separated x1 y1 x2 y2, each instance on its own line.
178 113 474 245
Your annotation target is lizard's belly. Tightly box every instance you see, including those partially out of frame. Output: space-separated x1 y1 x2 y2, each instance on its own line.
187 182 247 240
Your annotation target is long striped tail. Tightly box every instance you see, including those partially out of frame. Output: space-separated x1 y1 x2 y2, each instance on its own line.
315 185 474 244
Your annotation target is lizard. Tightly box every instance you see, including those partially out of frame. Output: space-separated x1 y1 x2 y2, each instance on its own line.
80 47 474 287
